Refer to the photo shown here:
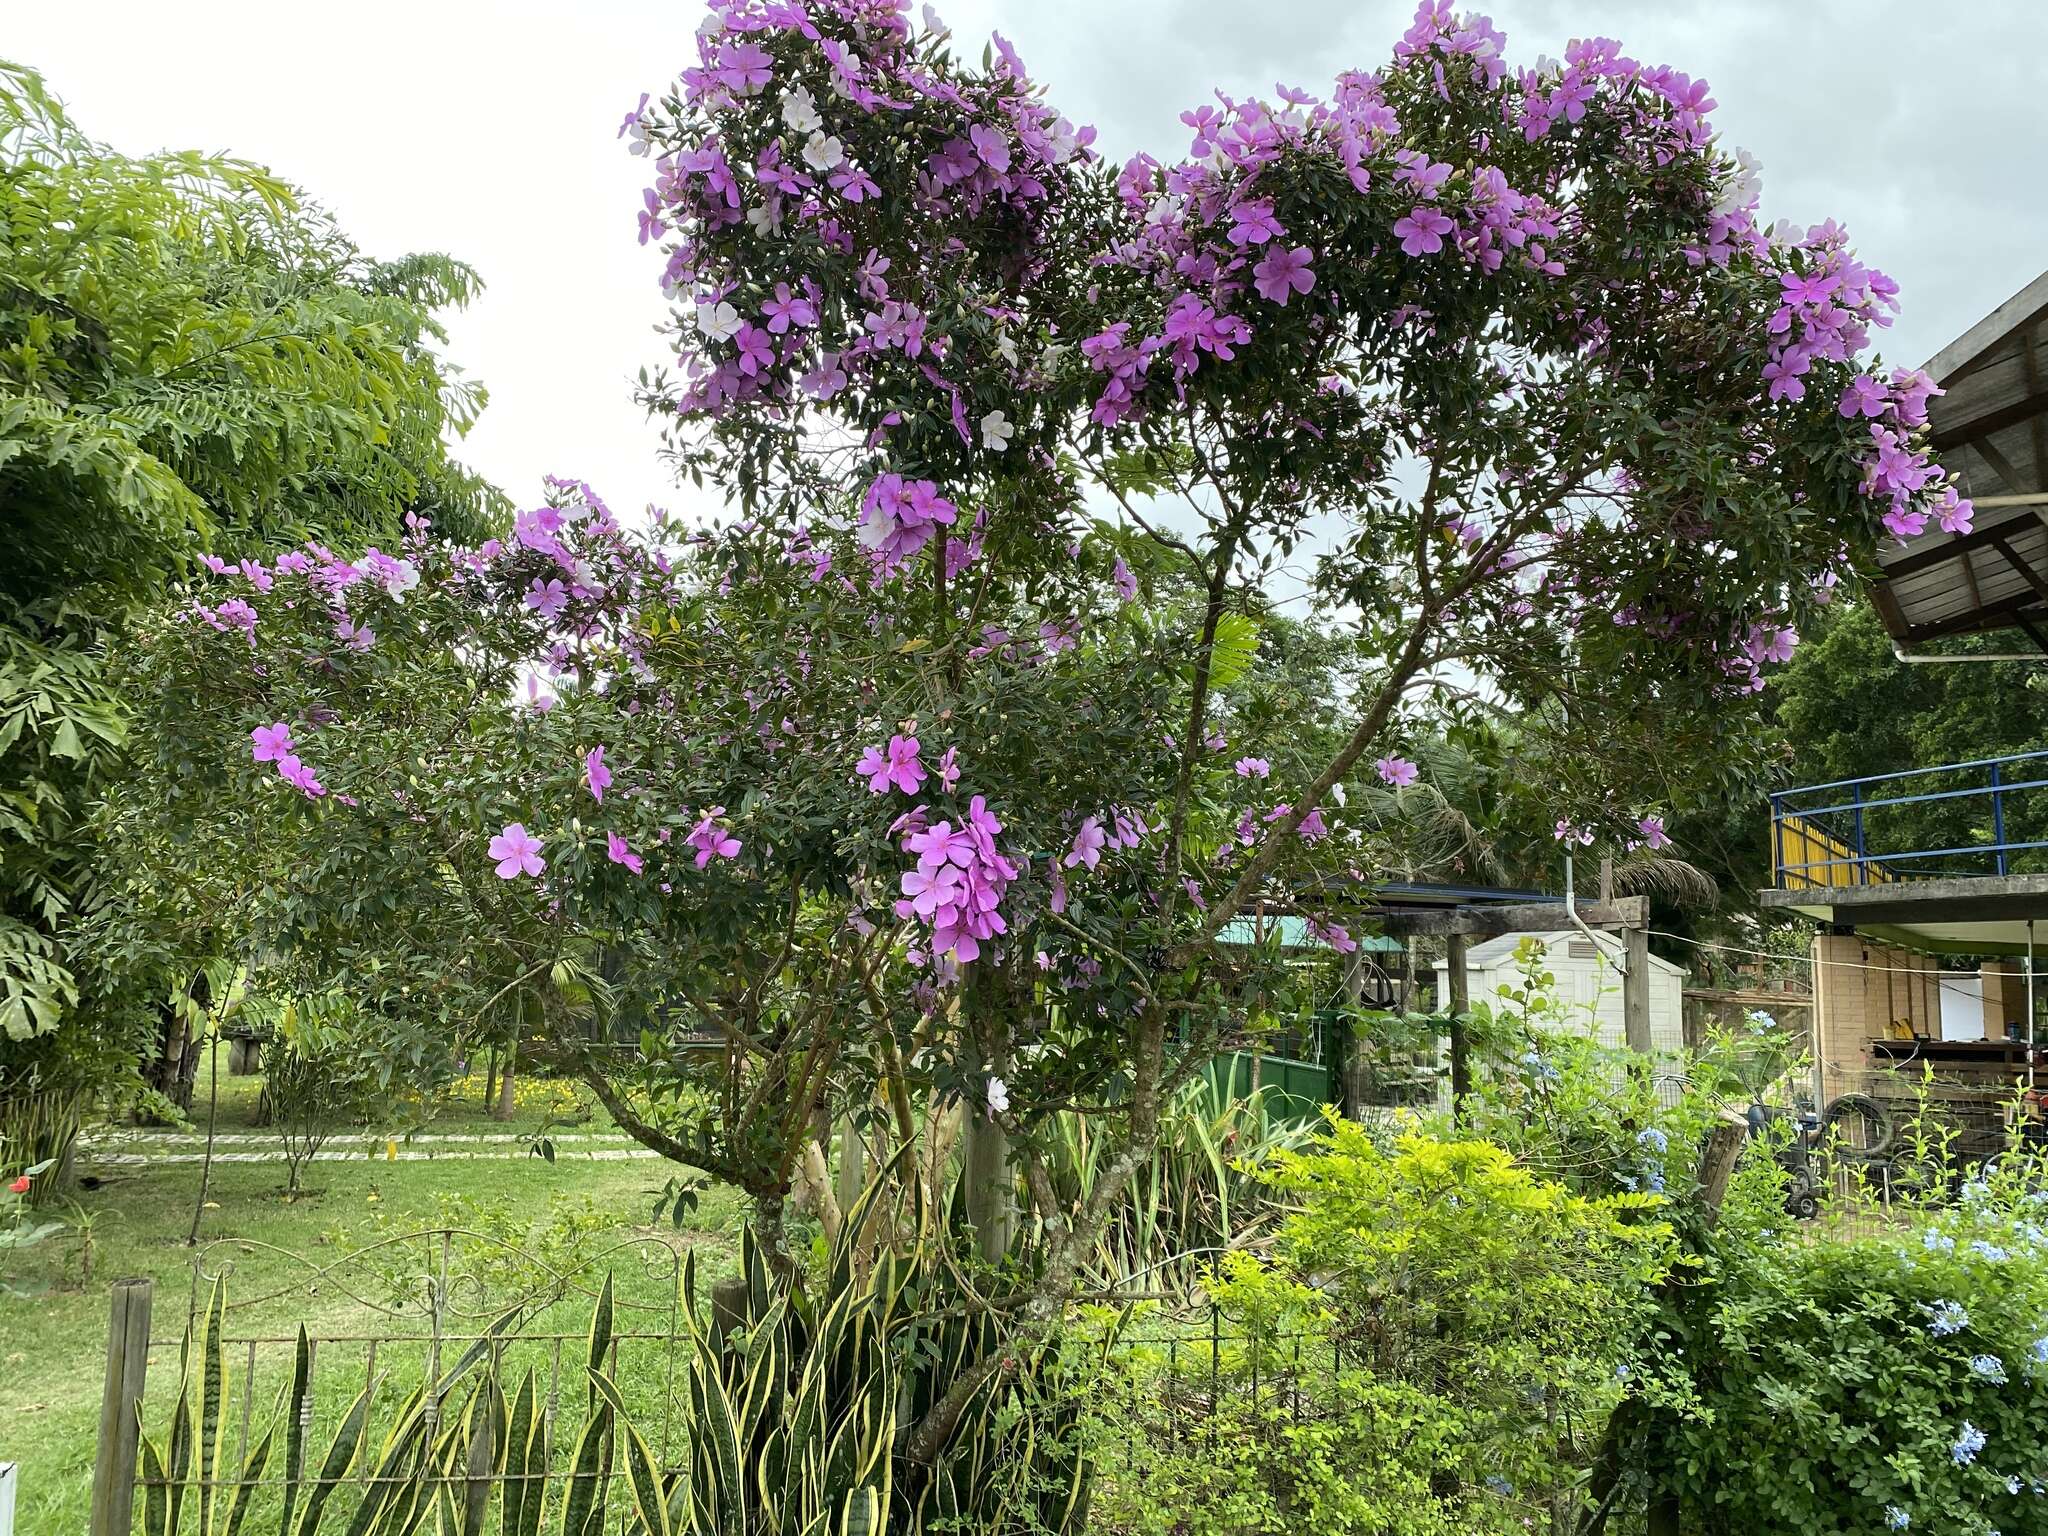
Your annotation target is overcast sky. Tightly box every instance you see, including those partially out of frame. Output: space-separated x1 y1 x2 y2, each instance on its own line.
11 2 2045 525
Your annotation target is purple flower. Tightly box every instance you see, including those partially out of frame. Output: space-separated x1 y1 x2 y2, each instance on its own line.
857 734 927 795
1375 756 1419 788
489 823 545 879
524 578 568 619
585 745 612 802
1839 373 1889 419
1226 198 1283 246
1393 206 1455 257
1252 245 1316 305
1307 918 1358 954
687 809 742 868
1113 557 1138 602
605 831 643 874
900 861 964 918
761 282 817 334
732 322 776 376
1064 815 1106 870
719 40 773 94
1636 815 1673 850
968 122 1011 172
250 721 294 763
275 754 326 799
936 745 961 791
1234 757 1271 779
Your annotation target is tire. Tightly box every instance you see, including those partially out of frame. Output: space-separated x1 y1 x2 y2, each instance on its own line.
1819 1092 1898 1163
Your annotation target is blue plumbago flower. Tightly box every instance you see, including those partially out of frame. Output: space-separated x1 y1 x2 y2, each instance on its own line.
1970 1354 2007 1383
1971 1240 2012 1263
1483 1474 1513 1495
1884 1506 1909 1530
1643 1163 1667 1193
1953 1421 1987 1466
1926 1300 1969 1337
1923 1228 1956 1253
2031 1336 2048 1366
1637 1127 1669 1154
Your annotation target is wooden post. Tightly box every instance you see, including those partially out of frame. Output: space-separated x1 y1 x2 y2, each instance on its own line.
961 1109 1012 1263
834 1115 866 1222
1340 952 1365 1118
1446 934 1471 1120
90 1276 153 1536
1623 926 1654 1055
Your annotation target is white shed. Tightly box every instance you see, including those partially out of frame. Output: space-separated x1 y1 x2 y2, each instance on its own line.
1434 930 1688 1061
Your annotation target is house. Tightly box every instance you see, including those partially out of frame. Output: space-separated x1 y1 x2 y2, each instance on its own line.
1434 930 1688 1065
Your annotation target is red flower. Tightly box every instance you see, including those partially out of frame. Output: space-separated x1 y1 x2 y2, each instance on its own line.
7 1175 29 1195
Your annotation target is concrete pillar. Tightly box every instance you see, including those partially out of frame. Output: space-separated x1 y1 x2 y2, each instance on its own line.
1812 933 1873 1100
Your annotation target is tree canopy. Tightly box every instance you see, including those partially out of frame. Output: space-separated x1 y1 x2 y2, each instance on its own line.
111 2 1970 1434
0 60 501 1080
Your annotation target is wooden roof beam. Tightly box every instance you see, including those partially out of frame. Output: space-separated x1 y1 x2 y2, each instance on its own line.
1374 896 1648 938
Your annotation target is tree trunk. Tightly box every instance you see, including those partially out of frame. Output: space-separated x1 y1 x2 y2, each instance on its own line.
483 1048 499 1110
493 1041 517 1121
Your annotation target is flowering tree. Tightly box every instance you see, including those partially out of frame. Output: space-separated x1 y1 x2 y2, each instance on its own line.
122 0 1967 1457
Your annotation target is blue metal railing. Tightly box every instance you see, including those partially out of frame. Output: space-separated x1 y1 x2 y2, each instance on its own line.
1771 749 2048 888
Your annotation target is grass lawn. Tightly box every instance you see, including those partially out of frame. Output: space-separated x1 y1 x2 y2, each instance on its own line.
0 1052 745 1536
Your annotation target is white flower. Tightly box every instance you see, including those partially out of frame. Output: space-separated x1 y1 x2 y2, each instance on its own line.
380 559 420 600
1716 147 1762 216
994 331 1020 368
801 131 845 173
986 1076 1010 1116
1145 192 1185 230
1331 781 1347 808
695 300 741 342
780 86 822 136
697 13 724 38
746 201 783 237
921 3 950 39
979 409 1014 452
1042 113 1080 165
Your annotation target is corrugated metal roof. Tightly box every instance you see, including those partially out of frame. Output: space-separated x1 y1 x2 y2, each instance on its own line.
1216 915 1403 951
1870 269 2048 647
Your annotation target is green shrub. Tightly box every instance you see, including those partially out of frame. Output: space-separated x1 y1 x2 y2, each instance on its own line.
1088 1121 1677 1533
1660 1159 2048 1534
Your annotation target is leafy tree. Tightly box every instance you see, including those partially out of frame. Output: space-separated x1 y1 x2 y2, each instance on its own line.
117 0 1973 1463
0 61 503 1139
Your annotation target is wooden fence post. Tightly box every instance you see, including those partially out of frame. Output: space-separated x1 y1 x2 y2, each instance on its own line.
1623 925 1654 1055
90 1276 153 1536
1446 934 1472 1121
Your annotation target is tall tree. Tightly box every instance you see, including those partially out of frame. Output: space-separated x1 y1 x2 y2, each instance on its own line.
0 61 502 1146
122 0 1971 1462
